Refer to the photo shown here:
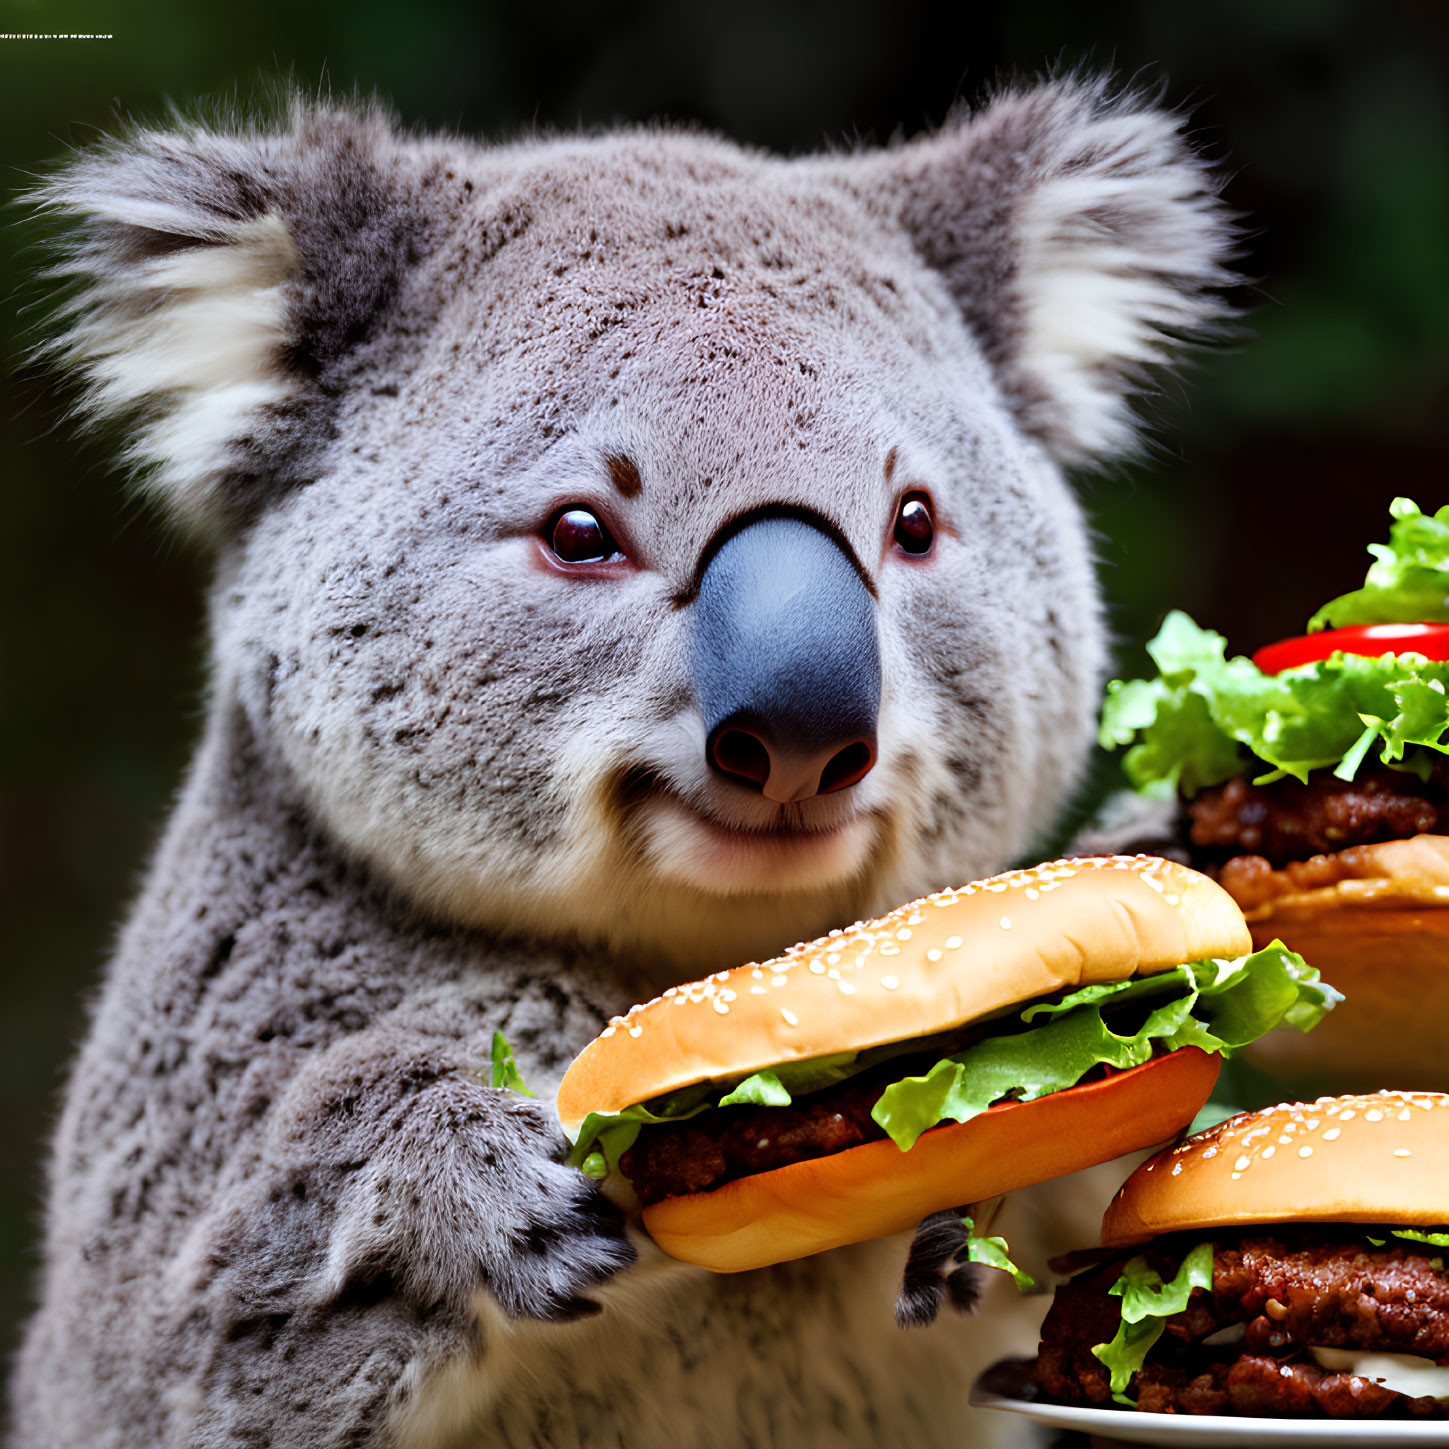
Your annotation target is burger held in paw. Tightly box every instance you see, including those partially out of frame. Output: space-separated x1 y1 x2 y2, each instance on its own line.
1101 499 1449 1087
1037 1092 1449 1420
556 855 1335 1273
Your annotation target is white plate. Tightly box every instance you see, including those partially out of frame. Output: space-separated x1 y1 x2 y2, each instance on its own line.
969 1360 1449 1447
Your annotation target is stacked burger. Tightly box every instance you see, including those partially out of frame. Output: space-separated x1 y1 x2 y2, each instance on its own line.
978 502 1449 1428
1037 1092 1449 1419
1100 499 1449 1085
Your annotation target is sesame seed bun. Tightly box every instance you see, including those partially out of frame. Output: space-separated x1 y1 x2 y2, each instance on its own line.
1101 1091 1449 1248
1228 836 1449 1089
557 855 1250 1133
645 1047 1221 1273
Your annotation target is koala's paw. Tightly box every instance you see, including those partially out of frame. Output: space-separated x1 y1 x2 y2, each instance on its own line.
319 1074 636 1324
894 1208 983 1329
476 1109 638 1322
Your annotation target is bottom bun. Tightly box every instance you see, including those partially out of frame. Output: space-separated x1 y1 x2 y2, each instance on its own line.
1241 907 1449 1088
1226 835 1449 1088
641 1046 1220 1273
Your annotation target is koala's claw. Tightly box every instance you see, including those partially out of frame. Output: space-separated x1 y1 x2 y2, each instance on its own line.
894 1207 983 1329
487 1153 636 1322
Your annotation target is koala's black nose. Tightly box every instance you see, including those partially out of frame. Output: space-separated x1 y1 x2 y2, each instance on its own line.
692 515 880 803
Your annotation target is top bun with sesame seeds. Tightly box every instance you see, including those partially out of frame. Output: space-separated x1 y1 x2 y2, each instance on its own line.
559 855 1249 1130
1101 1091 1449 1248
554 857 1337 1273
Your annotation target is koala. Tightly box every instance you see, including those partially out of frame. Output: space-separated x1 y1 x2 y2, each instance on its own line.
11 77 1231 1449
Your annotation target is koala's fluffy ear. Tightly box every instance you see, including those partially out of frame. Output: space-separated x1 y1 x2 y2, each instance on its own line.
847 77 1236 466
31 98 433 537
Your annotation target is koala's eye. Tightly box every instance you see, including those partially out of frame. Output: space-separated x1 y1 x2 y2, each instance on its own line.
893 493 934 556
548 507 623 564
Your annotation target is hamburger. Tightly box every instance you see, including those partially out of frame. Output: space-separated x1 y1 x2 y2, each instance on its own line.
1037 1091 1449 1419
556 855 1335 1274
1099 497 1449 1085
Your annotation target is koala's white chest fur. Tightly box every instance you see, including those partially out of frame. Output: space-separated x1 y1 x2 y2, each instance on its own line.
398 1238 1032 1449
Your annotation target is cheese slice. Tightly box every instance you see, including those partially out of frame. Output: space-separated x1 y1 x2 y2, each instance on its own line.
1310 1347 1449 1401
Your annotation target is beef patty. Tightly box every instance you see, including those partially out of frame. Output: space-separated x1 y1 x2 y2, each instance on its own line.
620 1036 1123 1206
1188 767 1447 869
620 1069 892 1205
1038 1229 1449 1418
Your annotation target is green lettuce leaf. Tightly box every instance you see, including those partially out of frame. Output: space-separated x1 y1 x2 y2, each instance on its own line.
489 1031 535 1097
1098 619 1252 798
870 944 1336 1152
1311 499 1449 630
569 1087 717 1177
1099 609 1449 795
571 1112 644 1177
1393 1228 1449 1248
960 1215 1034 1292
1092 1241 1215 1403
718 1070 792 1107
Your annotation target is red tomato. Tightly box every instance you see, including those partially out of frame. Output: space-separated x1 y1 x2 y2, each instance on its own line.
1253 622 1449 675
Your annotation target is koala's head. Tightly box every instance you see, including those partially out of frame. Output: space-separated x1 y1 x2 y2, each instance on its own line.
38 82 1231 969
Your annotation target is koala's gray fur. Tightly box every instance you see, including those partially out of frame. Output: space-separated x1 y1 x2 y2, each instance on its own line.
13 77 1232 1448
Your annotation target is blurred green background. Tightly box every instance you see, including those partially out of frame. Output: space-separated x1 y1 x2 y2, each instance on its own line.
2 0 1447 1360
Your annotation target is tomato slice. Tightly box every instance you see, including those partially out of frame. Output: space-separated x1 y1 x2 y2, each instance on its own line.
1253 622 1449 675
